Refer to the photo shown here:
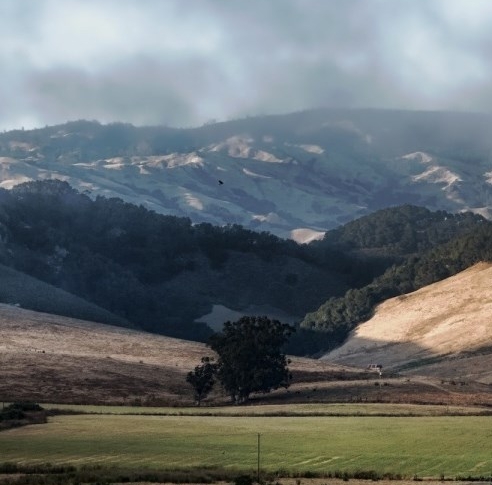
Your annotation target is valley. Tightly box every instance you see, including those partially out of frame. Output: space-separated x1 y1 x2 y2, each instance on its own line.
2 112 492 351
2 112 492 483
4 1 492 481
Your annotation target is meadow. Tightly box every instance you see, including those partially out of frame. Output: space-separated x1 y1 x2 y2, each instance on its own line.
1 407 492 479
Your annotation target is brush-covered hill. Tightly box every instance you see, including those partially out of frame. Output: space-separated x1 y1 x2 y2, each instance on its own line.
0 180 491 354
2 109 492 239
321 262 492 384
0 180 365 346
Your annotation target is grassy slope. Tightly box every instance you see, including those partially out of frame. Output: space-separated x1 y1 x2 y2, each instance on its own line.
323 262 492 382
0 303 365 405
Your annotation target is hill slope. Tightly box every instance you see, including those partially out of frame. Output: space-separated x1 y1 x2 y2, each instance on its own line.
3 303 492 407
321 262 492 383
0 304 358 405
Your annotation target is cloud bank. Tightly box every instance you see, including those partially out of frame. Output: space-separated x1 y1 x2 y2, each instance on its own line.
2 0 492 130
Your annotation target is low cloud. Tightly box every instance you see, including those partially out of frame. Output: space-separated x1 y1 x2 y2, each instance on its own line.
2 0 492 131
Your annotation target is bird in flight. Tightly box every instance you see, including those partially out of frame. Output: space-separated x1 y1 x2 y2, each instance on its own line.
218 180 224 185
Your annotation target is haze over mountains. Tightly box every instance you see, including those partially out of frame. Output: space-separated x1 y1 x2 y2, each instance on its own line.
2 109 492 240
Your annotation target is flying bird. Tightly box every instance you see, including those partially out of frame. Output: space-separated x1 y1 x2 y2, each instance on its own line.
218 179 224 185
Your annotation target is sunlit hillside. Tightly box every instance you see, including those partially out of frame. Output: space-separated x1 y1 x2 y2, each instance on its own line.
323 262 492 383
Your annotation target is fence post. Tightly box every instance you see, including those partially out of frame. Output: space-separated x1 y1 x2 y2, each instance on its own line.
257 433 261 483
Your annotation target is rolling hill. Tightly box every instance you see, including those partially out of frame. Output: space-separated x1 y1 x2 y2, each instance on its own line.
3 299 492 407
321 262 492 384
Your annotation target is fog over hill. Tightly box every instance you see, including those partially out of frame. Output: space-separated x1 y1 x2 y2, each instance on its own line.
2 109 492 239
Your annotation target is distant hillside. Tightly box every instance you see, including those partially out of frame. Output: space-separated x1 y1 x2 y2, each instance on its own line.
318 204 484 258
321 262 492 384
2 109 492 238
0 180 362 346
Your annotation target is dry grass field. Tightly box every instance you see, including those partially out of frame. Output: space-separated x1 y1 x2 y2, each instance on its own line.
0 303 370 405
3 263 492 407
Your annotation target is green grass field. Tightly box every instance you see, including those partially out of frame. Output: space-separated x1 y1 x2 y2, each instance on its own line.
1 412 492 478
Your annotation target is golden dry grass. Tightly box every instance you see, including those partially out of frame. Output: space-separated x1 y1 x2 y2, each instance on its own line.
323 262 492 383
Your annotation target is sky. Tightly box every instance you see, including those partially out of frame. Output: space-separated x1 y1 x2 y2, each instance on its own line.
2 0 492 131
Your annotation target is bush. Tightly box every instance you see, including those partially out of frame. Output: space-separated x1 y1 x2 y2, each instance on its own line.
7 402 43 412
0 402 45 424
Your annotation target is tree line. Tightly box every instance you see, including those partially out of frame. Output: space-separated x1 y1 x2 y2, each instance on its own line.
0 180 357 349
0 180 489 355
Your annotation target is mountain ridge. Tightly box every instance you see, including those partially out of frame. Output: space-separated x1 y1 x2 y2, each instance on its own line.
2 109 492 239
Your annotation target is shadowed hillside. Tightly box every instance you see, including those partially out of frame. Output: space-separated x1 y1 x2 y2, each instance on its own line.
0 263 129 327
0 182 491 353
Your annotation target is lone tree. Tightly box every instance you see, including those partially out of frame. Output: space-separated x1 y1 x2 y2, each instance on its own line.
186 357 216 405
209 316 293 403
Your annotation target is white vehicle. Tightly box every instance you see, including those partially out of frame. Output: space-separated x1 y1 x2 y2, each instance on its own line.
367 364 383 376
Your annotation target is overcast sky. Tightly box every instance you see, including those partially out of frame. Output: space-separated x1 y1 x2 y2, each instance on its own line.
2 0 492 131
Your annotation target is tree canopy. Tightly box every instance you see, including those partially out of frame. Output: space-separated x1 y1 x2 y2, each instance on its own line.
186 357 216 406
0 180 348 345
209 316 293 403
